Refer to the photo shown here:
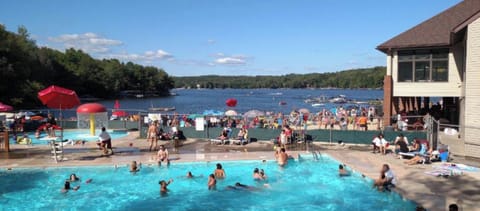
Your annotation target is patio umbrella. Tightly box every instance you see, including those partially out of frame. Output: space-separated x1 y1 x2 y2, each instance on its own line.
0 102 13 112
243 110 265 118
38 85 81 109
225 110 238 116
112 110 128 117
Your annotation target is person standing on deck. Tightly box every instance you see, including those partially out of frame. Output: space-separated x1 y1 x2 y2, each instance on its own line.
147 120 158 151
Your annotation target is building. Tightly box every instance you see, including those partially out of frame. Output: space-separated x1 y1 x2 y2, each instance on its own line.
377 0 480 158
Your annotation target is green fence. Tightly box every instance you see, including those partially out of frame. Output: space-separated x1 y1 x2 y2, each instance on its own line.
141 126 426 145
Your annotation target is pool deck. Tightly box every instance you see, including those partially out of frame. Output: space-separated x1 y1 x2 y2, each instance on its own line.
1 131 479 210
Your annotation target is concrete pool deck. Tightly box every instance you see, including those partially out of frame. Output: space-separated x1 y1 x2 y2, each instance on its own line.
1 131 479 210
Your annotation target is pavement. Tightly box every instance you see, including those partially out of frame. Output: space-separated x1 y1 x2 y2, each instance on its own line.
1 131 479 211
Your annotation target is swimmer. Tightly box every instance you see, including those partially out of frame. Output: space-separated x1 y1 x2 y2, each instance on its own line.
259 169 267 180
214 163 226 179
186 171 194 178
208 174 216 190
69 173 80 182
85 178 93 184
339 164 350 177
159 179 173 196
130 161 141 173
61 181 80 193
277 148 288 167
253 168 262 180
226 182 258 191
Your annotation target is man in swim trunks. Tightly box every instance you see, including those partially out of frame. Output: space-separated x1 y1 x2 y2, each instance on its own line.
214 163 226 179
156 145 169 165
277 148 288 167
147 120 158 151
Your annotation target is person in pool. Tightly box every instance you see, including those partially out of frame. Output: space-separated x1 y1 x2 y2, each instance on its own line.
186 171 194 178
214 163 226 179
208 174 216 190
159 179 173 196
130 161 141 173
61 180 80 193
277 148 288 167
338 164 350 176
226 182 258 191
253 168 262 180
69 174 80 182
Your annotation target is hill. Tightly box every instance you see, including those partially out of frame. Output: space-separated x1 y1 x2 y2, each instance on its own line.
0 25 174 108
173 67 386 89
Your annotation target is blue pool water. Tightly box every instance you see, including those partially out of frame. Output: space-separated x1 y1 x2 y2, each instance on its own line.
0 156 416 210
10 130 129 145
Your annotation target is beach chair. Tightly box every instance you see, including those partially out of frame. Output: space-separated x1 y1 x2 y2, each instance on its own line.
232 131 249 145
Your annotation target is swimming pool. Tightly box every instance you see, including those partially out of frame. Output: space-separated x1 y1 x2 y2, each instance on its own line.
0 156 416 210
10 130 129 145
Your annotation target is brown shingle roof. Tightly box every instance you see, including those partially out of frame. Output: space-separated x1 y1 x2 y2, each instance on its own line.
377 0 480 53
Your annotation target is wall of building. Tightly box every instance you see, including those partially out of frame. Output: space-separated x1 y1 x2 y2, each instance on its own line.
391 50 462 97
464 18 480 158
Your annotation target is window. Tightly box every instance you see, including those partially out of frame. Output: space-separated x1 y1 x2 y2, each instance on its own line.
397 49 448 82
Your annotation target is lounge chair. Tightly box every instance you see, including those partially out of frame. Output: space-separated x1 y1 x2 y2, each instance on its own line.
232 132 249 145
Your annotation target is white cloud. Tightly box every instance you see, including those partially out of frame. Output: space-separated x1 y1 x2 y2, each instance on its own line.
106 49 173 62
207 39 216 45
48 32 122 53
212 53 251 66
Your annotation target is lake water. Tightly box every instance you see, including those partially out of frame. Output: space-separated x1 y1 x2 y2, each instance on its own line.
45 89 383 118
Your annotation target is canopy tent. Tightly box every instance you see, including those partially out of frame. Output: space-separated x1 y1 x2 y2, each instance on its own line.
0 102 13 112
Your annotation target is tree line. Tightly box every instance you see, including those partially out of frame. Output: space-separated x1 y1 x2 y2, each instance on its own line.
173 66 386 89
0 25 174 109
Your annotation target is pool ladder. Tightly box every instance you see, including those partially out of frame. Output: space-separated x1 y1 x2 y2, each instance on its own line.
50 139 64 163
312 151 320 161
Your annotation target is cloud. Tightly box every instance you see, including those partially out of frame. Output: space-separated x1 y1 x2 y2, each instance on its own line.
207 39 216 45
106 49 173 62
212 53 251 66
48 32 122 53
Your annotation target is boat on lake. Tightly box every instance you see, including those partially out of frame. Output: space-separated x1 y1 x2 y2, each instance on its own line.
329 95 348 104
311 103 325 107
304 95 328 104
149 107 176 112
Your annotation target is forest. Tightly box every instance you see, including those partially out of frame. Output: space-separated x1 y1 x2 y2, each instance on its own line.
0 25 174 108
173 66 386 89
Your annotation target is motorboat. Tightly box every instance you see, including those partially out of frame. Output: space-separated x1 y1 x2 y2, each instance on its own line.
311 103 325 107
304 95 328 104
329 95 348 104
279 101 287 105
149 107 176 112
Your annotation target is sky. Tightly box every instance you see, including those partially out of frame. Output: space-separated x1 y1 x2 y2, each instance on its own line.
0 0 462 76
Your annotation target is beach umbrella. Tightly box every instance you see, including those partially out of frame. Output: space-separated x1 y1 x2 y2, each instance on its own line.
298 108 310 114
243 110 265 118
38 85 80 109
225 98 237 107
188 114 203 119
203 109 224 116
0 102 13 112
225 110 238 116
112 110 128 117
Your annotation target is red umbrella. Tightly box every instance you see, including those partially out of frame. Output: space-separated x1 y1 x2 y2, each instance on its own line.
225 98 237 107
0 102 13 112
38 85 81 109
112 110 128 117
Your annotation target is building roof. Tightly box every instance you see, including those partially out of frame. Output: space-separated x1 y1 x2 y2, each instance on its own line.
377 0 480 53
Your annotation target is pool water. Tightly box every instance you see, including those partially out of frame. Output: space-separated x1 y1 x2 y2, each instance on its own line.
0 156 417 210
10 130 129 145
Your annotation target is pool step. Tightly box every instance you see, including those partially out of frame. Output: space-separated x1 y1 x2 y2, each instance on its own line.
49 139 64 163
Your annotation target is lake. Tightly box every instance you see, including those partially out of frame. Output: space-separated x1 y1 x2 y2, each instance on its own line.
42 89 383 118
